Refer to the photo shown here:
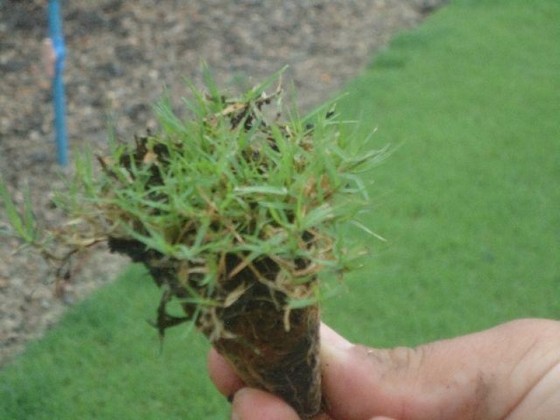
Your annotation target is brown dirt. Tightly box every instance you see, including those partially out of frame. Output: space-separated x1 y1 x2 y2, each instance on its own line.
0 0 447 368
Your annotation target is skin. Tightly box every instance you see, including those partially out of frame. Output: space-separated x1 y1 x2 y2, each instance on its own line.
207 319 560 420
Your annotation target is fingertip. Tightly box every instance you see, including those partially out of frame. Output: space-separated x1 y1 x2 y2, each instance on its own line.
207 347 245 397
231 388 300 420
320 337 385 419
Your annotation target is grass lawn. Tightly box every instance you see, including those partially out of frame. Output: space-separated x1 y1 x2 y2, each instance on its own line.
2 0 559 418
327 0 560 346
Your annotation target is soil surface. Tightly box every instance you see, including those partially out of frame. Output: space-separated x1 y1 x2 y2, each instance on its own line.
0 0 447 367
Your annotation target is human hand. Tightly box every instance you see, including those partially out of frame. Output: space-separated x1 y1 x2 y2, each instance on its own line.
208 319 560 419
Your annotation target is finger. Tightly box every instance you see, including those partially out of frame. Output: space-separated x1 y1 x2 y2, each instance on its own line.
231 387 300 420
320 326 487 419
319 327 388 419
320 319 560 420
320 323 481 419
207 347 245 398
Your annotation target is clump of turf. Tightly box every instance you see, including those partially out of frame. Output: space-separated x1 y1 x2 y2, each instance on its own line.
1 69 380 418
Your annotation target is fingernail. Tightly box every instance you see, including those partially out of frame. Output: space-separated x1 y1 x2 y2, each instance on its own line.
230 394 239 419
321 324 353 351
322 337 348 363
230 389 247 420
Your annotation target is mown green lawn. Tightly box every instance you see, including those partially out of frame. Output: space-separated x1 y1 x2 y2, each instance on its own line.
328 0 560 346
1 0 559 418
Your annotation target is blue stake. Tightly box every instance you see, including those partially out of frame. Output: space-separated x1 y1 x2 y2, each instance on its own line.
48 0 69 166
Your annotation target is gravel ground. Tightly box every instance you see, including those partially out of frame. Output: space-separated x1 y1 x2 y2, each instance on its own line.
0 0 447 368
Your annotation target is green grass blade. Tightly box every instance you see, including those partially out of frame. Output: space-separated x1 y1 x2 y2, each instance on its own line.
0 179 36 243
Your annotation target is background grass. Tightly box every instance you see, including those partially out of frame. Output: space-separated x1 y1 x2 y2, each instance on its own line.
328 0 560 346
2 0 559 418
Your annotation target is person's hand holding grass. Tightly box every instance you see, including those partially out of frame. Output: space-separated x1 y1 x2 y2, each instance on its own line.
210 319 560 419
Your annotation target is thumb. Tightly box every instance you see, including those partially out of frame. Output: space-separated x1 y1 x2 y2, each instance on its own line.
321 334 422 419
321 327 480 419
321 320 560 420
